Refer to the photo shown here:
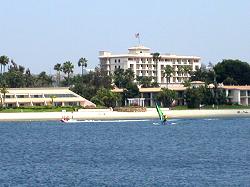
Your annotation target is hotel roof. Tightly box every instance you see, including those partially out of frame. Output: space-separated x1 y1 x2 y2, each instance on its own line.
222 85 250 90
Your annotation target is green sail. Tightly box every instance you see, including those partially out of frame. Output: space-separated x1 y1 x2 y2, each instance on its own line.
155 103 164 121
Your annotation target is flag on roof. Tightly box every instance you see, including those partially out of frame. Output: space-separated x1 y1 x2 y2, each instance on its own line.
135 33 140 38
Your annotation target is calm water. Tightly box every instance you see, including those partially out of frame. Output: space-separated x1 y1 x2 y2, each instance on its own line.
0 118 250 186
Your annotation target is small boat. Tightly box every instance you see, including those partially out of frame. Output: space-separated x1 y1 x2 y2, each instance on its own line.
60 118 79 123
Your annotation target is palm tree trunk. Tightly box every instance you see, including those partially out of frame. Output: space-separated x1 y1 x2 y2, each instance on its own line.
82 65 84 77
3 93 6 107
58 71 61 86
68 73 70 86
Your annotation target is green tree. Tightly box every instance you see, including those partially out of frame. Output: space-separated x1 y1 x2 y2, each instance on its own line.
24 68 35 87
152 52 161 83
136 76 153 88
223 77 237 85
183 80 191 87
0 85 8 107
78 57 88 77
54 63 62 86
62 61 74 85
156 88 177 107
0 56 9 74
214 59 250 85
183 65 192 80
163 65 174 87
113 68 135 88
71 67 112 100
185 87 204 108
5 70 25 88
90 67 112 89
91 88 121 107
123 83 140 106
178 65 185 77
36 71 53 87
190 67 207 82
151 81 160 87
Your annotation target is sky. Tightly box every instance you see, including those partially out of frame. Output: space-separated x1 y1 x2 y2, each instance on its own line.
0 0 250 74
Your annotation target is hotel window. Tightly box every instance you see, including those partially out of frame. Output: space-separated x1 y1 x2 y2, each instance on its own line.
115 59 117 63
17 95 24 98
118 59 120 62
6 95 15 98
115 66 117 69
30 95 43 98
128 58 133 61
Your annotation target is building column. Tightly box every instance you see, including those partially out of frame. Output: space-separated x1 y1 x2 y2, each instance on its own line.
133 63 137 79
157 62 161 83
225 89 228 97
237 90 241 105
150 93 153 107
246 91 249 106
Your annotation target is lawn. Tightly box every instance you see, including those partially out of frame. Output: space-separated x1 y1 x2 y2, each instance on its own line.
172 105 250 110
0 106 81 113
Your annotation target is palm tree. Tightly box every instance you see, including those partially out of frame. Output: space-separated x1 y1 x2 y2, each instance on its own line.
62 61 74 85
54 63 62 86
183 65 192 77
78 58 88 77
0 56 9 74
0 85 8 107
178 65 185 76
178 65 185 82
50 95 57 106
151 53 161 83
163 65 174 88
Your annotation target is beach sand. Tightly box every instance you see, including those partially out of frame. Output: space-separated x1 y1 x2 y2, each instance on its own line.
0 108 250 121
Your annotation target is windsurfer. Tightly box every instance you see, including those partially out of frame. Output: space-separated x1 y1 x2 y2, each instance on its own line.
162 114 168 125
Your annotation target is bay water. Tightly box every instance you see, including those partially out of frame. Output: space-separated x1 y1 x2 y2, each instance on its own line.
0 118 250 186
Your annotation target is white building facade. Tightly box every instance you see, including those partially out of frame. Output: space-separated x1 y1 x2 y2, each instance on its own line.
224 86 250 106
0 87 96 108
99 46 201 86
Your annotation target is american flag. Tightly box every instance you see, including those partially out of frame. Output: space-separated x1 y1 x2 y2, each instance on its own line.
135 33 140 38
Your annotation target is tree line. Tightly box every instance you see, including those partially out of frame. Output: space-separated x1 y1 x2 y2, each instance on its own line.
1 53 249 109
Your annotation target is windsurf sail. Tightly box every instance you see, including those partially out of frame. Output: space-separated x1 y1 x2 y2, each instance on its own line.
155 103 164 121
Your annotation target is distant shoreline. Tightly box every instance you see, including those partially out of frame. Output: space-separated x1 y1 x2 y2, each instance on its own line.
0 109 250 122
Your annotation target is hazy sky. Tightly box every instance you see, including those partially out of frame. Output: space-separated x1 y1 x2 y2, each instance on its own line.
1 0 250 74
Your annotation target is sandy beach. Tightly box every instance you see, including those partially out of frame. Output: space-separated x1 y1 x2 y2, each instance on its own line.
0 108 250 121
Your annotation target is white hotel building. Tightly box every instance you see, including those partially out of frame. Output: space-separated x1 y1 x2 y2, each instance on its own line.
99 46 201 86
